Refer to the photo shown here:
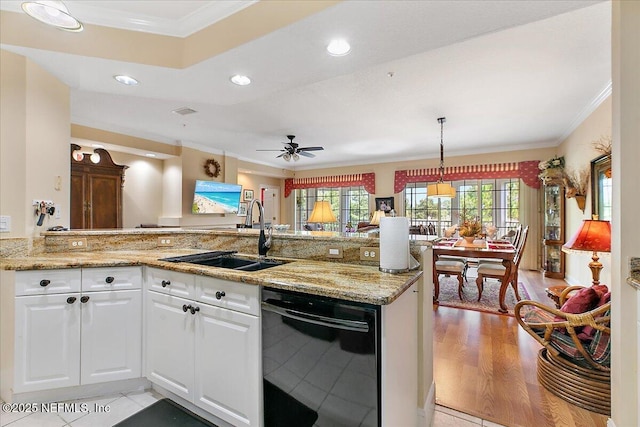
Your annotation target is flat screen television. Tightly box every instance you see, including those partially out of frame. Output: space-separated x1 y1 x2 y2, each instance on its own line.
192 180 242 214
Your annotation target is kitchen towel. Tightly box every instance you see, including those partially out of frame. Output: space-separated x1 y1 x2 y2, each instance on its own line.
379 216 410 272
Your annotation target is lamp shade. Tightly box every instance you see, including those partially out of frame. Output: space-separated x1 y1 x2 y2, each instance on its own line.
427 182 456 198
563 220 611 253
370 210 386 226
308 201 337 223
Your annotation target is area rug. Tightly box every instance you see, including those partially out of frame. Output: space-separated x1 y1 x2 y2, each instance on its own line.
436 273 530 316
114 399 218 427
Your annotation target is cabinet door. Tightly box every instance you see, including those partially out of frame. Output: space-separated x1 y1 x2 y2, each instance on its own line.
146 267 195 299
15 269 81 296
195 276 259 316
80 290 142 384
194 303 260 427
14 294 81 393
145 291 195 401
88 174 122 229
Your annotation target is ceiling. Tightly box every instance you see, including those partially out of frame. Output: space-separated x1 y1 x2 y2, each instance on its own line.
0 0 611 171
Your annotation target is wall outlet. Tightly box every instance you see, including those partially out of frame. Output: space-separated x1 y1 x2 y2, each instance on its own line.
157 237 174 247
0 216 11 233
68 238 87 249
360 246 380 261
326 247 343 259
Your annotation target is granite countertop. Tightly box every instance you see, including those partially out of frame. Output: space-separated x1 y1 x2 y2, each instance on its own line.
0 250 422 305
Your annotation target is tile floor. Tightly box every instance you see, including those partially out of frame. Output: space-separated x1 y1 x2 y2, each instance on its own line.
2 391 505 427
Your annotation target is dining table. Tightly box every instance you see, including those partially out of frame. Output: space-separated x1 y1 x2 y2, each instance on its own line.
432 237 517 313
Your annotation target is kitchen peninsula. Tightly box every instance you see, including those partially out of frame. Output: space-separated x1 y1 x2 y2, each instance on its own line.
0 229 433 427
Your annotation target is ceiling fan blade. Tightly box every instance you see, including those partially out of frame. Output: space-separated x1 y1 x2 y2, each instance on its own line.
298 151 316 158
276 152 286 158
298 146 324 152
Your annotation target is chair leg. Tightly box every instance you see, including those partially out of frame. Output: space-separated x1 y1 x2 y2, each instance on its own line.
511 272 521 301
476 274 484 301
457 273 464 300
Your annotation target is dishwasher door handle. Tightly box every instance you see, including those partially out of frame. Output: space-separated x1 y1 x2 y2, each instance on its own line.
261 301 369 333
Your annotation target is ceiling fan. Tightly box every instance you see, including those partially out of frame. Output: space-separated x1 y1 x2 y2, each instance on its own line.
257 135 324 161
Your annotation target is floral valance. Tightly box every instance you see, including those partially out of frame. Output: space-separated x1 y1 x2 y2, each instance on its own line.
393 160 541 193
284 173 375 197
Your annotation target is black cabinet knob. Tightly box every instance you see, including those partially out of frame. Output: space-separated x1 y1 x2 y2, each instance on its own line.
105 276 115 284
161 280 171 288
190 306 200 315
40 279 50 287
215 291 226 300
67 296 76 304
80 296 90 303
182 304 191 313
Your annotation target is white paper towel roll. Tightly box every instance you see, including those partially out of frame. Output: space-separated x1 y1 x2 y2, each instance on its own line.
379 216 410 273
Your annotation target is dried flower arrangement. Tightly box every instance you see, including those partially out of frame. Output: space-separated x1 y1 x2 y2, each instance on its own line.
563 167 590 198
592 135 612 156
538 155 566 185
458 217 482 237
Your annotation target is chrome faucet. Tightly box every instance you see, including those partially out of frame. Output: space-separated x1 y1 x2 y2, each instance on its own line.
244 199 272 258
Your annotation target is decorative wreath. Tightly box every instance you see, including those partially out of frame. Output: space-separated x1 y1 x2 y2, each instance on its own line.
204 158 221 178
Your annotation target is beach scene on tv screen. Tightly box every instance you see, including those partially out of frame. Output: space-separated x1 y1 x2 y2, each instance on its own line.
192 181 241 214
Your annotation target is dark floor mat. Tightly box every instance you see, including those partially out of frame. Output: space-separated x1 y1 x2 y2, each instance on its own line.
264 379 318 427
114 399 217 427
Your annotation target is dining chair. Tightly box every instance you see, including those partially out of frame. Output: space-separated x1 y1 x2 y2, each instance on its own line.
434 258 466 300
476 223 523 267
475 225 529 301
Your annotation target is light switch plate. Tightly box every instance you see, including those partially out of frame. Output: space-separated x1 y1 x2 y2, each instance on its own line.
326 247 343 259
360 246 380 261
0 215 10 233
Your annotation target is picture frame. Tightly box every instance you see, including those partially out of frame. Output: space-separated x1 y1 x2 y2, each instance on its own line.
243 189 254 201
237 202 248 217
375 197 394 213
590 154 612 221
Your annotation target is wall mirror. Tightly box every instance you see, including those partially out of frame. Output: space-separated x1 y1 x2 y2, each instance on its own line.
590 154 612 221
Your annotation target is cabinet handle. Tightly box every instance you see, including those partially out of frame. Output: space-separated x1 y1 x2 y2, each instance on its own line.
40 279 50 287
182 304 191 313
161 280 171 288
105 276 115 284
80 296 90 303
215 291 226 300
190 306 200 315
67 296 77 304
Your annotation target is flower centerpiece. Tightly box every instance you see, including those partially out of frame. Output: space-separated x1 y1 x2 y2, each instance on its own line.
538 155 566 185
459 216 482 243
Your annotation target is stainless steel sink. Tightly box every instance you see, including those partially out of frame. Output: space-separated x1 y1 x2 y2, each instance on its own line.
159 251 283 271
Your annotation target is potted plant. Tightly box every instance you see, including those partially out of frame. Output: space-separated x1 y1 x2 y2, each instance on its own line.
459 217 482 244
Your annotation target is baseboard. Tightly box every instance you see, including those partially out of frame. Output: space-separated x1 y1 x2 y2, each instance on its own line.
564 274 581 286
7 378 150 404
607 418 616 427
416 382 436 427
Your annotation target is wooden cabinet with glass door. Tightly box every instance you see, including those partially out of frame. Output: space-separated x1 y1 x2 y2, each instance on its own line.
542 183 565 278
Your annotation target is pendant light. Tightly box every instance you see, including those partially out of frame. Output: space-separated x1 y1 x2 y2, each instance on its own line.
427 117 456 198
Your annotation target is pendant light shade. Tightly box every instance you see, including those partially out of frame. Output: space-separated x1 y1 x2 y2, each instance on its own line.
427 117 455 198
22 1 83 32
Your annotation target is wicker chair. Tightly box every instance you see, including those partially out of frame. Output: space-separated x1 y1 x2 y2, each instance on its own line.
514 288 611 415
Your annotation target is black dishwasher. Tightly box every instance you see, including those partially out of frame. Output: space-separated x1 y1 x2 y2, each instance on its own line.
262 288 380 427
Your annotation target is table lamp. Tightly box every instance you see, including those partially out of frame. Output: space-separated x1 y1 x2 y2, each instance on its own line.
370 210 386 226
307 200 337 231
562 219 611 286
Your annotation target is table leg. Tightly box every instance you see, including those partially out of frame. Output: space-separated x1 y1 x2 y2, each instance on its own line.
433 254 439 303
498 259 513 313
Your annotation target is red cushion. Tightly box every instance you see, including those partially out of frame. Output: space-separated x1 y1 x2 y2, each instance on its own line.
560 287 599 314
577 291 611 341
591 284 608 298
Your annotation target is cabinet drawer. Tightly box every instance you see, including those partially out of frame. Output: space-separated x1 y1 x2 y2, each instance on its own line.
195 276 259 316
146 267 195 299
82 266 142 292
15 269 81 296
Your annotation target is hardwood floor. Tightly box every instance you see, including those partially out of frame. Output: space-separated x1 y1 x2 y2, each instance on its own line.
433 269 609 427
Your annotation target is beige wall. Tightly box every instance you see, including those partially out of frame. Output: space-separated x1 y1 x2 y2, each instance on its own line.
558 97 612 286
0 50 69 238
611 1 639 426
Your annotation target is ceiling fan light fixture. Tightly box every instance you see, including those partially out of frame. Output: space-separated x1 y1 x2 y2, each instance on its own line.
292 153 300 161
114 75 139 86
327 39 351 56
230 74 251 86
282 153 291 161
22 1 83 32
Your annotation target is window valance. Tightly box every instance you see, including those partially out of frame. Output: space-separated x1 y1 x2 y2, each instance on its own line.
284 173 375 197
394 160 541 193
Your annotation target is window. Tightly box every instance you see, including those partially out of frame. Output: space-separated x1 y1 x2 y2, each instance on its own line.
295 186 370 231
404 179 520 237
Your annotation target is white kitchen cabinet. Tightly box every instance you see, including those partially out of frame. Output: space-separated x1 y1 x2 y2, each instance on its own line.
145 271 261 427
2 267 142 397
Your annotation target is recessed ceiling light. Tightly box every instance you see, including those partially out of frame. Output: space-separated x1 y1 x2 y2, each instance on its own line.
114 75 139 86
327 39 351 56
230 75 251 86
145 153 157 158
21 1 83 32
91 144 104 149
